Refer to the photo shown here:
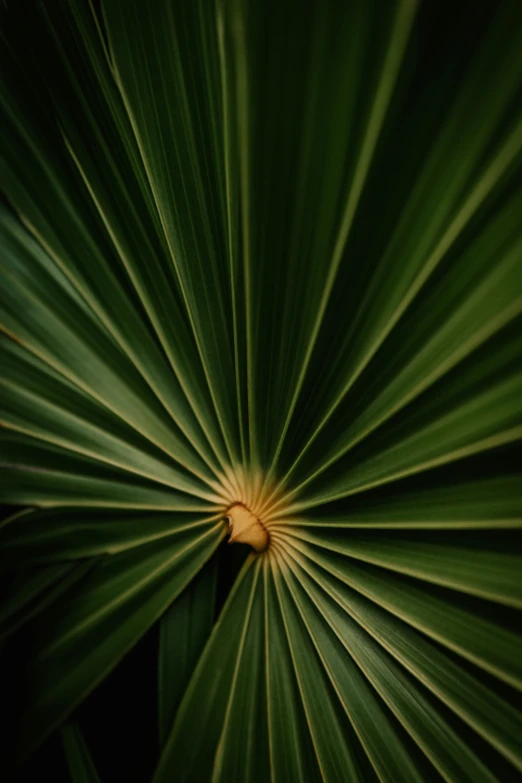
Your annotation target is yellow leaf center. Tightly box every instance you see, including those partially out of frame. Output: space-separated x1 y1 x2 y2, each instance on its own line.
226 504 269 552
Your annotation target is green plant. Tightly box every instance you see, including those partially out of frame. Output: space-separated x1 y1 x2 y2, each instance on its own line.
1 0 521 780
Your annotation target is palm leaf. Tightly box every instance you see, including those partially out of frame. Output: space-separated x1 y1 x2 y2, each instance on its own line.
61 724 101 783
1 0 521 780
